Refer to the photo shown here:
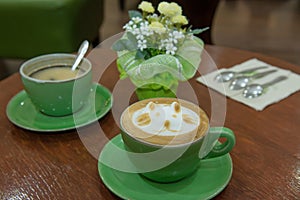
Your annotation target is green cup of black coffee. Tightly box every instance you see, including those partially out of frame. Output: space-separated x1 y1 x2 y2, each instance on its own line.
20 53 92 116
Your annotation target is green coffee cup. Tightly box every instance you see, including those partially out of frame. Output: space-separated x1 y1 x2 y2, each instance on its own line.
20 53 92 116
120 98 235 183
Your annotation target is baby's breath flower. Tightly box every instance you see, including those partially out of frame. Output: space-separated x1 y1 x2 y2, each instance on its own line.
137 39 147 51
115 1 203 57
112 1 204 88
165 43 177 55
172 30 184 39
138 1 155 13
149 21 166 34
131 29 140 35
171 15 188 25
132 17 142 23
123 24 129 30
136 34 144 40
158 2 182 17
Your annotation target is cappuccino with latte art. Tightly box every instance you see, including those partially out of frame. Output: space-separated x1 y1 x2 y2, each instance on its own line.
121 98 209 145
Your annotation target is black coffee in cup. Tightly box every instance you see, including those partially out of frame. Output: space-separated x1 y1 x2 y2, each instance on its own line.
29 65 84 81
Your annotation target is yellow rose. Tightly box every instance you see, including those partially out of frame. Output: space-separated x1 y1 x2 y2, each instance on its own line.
171 15 188 25
149 21 166 34
158 2 182 17
138 1 155 13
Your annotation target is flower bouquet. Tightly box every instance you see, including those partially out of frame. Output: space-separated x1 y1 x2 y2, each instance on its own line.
112 1 207 100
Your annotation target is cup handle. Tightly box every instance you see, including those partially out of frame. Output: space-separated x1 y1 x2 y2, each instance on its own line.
204 127 235 159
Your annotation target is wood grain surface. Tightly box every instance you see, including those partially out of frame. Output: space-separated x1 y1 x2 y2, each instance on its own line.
0 45 299 199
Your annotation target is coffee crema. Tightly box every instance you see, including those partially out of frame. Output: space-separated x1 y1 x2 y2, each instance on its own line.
30 65 83 81
121 98 209 146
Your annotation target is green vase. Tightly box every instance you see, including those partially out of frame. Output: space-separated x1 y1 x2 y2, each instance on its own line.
135 83 178 100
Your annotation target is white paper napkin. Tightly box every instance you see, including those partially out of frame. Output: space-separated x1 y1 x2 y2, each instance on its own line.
196 58 300 111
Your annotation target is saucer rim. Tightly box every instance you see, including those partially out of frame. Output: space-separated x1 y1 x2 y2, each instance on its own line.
6 83 112 132
98 134 233 200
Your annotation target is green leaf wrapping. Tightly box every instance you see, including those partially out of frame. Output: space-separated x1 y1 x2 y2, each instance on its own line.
127 55 184 88
115 35 204 89
112 32 137 52
175 36 204 79
116 51 142 79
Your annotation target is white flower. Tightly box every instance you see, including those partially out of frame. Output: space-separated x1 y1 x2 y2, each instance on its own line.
140 21 149 27
140 22 152 36
172 30 184 39
136 33 144 40
165 43 177 55
123 23 131 30
129 24 140 35
115 1 203 57
132 17 142 23
137 39 147 51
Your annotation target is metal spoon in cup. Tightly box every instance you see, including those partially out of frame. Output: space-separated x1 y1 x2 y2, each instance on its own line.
215 66 268 82
229 69 277 90
71 40 89 71
243 76 288 99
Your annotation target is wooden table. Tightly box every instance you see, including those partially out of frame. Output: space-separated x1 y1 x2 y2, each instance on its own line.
0 45 299 199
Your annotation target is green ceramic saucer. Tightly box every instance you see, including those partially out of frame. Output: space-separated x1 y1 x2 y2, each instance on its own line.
6 83 112 132
98 135 233 200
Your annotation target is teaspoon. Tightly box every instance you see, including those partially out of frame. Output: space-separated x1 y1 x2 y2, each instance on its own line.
215 66 268 82
243 76 288 99
71 40 89 71
229 69 277 90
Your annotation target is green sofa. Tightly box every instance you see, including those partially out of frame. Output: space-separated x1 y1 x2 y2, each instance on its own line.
0 0 104 59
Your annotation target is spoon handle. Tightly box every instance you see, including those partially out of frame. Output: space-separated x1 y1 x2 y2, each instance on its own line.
262 76 288 88
71 40 89 71
238 66 268 74
252 69 277 79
